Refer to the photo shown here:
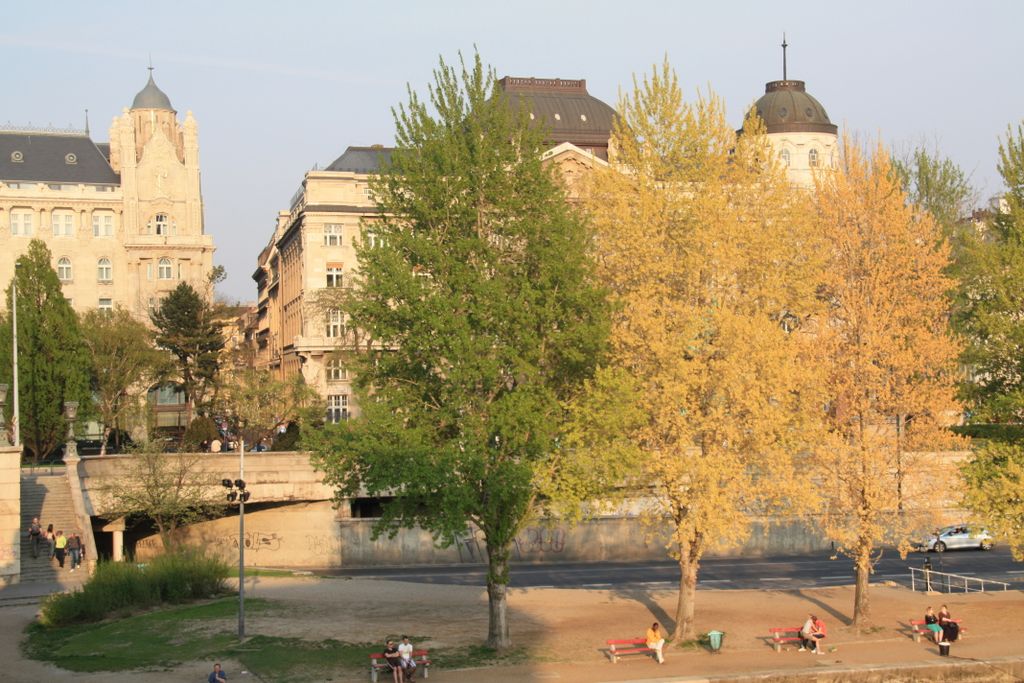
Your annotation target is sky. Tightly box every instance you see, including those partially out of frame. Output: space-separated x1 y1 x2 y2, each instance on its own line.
3 1 1023 302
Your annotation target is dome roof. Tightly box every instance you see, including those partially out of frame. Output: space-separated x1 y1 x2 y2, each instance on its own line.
131 73 174 111
753 80 836 135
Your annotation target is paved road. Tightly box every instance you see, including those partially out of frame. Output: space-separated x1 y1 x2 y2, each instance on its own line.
325 547 1023 590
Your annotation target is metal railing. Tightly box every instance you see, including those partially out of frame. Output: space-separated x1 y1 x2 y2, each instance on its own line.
910 567 1011 593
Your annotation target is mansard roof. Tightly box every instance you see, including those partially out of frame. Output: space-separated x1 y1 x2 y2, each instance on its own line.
0 130 119 184
498 77 615 148
325 146 394 174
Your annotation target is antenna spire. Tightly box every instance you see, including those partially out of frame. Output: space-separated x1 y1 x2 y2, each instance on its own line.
148 54 154 75
781 33 788 80
84 109 89 136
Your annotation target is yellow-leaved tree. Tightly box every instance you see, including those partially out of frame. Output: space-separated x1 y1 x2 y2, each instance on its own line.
583 60 827 640
814 136 962 627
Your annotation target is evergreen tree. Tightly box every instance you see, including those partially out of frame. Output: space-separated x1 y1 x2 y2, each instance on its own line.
305 53 608 649
149 282 225 417
0 240 91 462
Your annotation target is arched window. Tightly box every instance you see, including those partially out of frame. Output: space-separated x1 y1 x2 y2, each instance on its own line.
57 257 72 282
808 148 819 168
158 258 173 280
97 258 112 282
147 213 176 236
780 149 791 167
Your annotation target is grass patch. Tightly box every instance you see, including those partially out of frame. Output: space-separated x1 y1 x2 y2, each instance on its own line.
243 568 304 578
431 643 530 669
24 597 271 672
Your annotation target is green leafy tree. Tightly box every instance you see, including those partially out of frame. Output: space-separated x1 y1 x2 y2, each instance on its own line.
954 122 1024 423
892 143 976 250
305 53 608 649
149 282 225 418
0 240 91 462
961 442 1024 559
217 369 319 448
81 307 171 454
97 442 219 551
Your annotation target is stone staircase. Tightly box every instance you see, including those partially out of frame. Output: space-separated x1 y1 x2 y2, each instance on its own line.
19 469 88 585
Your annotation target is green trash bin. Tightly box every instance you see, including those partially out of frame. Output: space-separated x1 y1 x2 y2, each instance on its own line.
707 630 725 653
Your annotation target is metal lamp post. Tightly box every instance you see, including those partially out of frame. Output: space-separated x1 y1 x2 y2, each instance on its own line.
221 466 250 639
11 261 20 448
63 401 79 462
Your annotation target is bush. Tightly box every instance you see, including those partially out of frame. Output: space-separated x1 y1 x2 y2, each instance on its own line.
183 416 220 450
40 549 229 626
952 423 1024 444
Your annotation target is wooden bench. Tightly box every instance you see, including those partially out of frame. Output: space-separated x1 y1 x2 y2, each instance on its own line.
769 626 804 652
369 650 431 682
909 619 966 643
606 638 655 663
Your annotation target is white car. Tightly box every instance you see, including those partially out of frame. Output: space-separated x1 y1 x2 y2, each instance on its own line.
918 525 994 552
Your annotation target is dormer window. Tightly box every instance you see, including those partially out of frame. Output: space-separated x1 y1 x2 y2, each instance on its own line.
65 153 77 165
11 150 24 163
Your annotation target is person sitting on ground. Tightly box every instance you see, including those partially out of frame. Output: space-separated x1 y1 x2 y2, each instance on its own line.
208 662 227 683
800 614 826 653
924 606 943 644
383 639 404 683
398 635 417 681
645 621 665 664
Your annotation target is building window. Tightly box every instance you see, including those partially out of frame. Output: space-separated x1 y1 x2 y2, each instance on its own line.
809 148 819 168
327 394 350 423
92 211 114 237
57 257 72 282
147 213 176 236
158 258 173 280
51 210 74 237
98 298 113 311
97 258 112 282
326 310 344 338
780 149 791 167
324 224 343 246
10 210 33 236
326 359 348 381
364 229 385 249
326 264 343 288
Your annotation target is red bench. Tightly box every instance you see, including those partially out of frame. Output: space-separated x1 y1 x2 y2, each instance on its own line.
606 637 656 663
769 626 804 652
369 650 431 682
909 619 966 643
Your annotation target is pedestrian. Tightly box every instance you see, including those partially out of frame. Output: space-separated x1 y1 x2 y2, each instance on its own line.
383 639 404 683
210 437 222 453
398 635 417 681
45 523 55 559
645 621 665 664
27 517 42 558
53 530 67 568
208 662 227 683
67 532 82 572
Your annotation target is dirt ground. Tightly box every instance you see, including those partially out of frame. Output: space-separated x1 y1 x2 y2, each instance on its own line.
3 576 1023 682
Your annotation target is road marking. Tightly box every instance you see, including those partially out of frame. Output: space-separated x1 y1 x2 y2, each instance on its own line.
1007 570 1024 574
699 579 731 584
584 583 613 588
822 575 849 579
761 577 791 581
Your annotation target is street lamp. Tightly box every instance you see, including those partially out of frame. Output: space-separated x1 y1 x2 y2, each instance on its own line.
11 261 20 449
63 400 79 462
222 473 251 639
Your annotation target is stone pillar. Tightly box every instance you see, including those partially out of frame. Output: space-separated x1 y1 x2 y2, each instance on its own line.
63 445 98 573
102 518 126 562
0 445 20 585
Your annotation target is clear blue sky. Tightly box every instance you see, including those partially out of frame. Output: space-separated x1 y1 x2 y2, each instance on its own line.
3 1 1022 301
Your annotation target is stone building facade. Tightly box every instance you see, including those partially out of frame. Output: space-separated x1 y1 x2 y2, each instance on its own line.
0 72 215 320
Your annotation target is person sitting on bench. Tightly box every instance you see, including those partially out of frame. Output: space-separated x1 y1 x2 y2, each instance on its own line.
800 614 826 653
645 622 665 664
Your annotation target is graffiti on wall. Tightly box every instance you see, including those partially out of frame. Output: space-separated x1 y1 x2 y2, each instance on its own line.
453 526 568 563
306 534 341 558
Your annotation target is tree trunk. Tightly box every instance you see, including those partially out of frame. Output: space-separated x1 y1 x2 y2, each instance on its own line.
852 538 872 629
485 539 512 650
671 534 702 641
